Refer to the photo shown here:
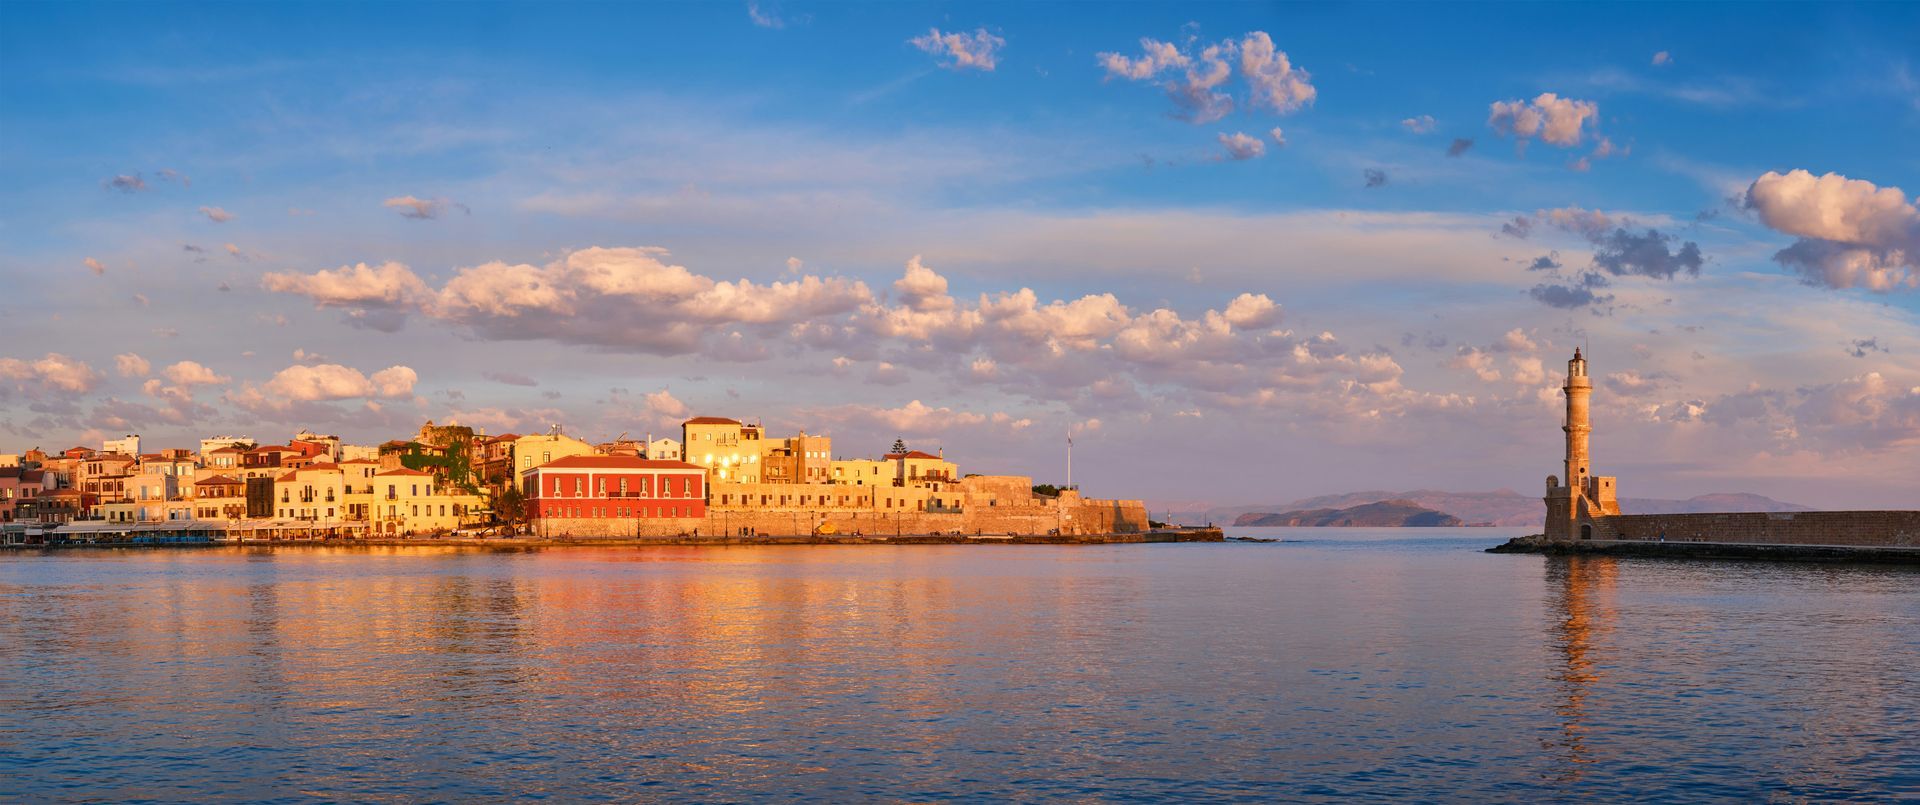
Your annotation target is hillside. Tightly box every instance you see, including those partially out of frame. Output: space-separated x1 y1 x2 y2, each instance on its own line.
1234 500 1464 528
1188 490 1812 528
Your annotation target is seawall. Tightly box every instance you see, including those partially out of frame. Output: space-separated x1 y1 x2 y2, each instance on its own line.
1489 510 1920 565
6 527 1224 549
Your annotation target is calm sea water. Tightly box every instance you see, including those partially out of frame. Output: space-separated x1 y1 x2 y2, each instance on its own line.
1 527 1915 801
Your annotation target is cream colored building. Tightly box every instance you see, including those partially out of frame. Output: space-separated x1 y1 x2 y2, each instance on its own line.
682 417 763 484
646 438 682 461
829 459 892 486
367 468 484 535
763 432 832 484
886 450 957 487
274 463 349 523
513 433 597 473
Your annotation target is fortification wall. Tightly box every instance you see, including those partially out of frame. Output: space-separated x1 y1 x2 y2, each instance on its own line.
1598 511 1920 548
531 497 1149 538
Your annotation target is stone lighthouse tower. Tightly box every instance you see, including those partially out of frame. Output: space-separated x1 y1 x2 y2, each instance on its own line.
1564 348 1592 491
1544 348 1619 541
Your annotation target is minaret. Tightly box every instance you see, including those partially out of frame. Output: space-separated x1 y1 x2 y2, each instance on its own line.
1563 348 1591 494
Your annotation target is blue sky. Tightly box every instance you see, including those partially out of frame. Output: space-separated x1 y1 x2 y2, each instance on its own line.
3 2 1919 509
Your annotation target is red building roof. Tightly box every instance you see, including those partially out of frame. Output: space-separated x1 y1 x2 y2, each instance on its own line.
375 468 433 477
884 451 943 461
683 416 741 425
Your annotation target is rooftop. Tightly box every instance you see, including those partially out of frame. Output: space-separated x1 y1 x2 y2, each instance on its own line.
683 416 742 426
538 455 705 471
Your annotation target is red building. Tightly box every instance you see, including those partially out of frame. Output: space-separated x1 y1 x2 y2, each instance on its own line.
522 455 707 521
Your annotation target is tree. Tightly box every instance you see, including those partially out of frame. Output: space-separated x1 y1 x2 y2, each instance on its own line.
890 438 907 454
493 485 526 528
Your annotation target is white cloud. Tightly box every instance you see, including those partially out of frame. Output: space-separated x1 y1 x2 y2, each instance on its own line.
198 205 233 223
246 363 417 404
115 353 150 378
1268 127 1287 147
747 1 783 29
1096 38 1188 80
1652 51 1672 66
262 261 433 309
1401 115 1437 134
909 28 1004 71
895 255 953 311
1488 92 1599 147
1238 32 1315 114
1217 131 1265 160
163 360 229 386
83 257 106 276
1744 170 1920 291
0 353 102 394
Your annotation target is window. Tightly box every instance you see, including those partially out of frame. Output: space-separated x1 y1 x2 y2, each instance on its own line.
574 478 582 495
543 452 551 464
619 478 627 495
597 478 606 496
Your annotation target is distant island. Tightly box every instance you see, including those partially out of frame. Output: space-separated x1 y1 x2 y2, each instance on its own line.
1191 490 1810 528
1234 500 1464 527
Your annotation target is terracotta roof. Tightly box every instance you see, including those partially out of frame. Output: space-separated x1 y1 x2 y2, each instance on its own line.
375 468 433 477
208 446 247 454
884 451 944 461
195 475 241 485
538 455 704 471
488 433 521 442
339 458 379 464
248 445 300 454
292 462 341 473
683 416 742 426
275 471 298 482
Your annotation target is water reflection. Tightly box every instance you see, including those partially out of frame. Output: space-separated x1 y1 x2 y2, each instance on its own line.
0 538 1913 801
1542 555 1617 782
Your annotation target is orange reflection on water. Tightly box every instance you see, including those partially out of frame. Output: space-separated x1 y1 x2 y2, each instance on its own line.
1543 554 1618 782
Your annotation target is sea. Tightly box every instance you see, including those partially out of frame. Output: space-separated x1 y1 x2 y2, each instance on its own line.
1 527 1914 801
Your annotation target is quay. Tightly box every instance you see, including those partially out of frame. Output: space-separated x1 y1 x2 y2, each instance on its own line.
1 522 1223 549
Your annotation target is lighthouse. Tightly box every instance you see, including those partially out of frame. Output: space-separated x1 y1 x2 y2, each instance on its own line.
1544 348 1619 541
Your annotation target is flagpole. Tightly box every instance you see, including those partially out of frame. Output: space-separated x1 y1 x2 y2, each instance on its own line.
1066 425 1073 491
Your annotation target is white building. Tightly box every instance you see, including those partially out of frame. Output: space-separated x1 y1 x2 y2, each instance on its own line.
646 438 683 461
103 434 141 456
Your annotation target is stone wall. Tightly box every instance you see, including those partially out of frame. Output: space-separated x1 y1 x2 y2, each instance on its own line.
531 495 1150 538
1594 511 1920 548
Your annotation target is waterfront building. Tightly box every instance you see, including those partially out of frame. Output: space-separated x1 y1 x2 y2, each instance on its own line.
0 467 48 522
522 455 707 533
828 458 890 486
17 488 93 524
682 416 763 484
885 450 957 487
763 432 832 484
368 467 484 536
275 463 348 523
192 475 247 520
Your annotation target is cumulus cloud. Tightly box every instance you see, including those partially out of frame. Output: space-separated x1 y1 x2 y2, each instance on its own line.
1591 227 1703 279
0 353 102 394
909 27 1003 71
1268 127 1287 147
895 255 953 311
1743 170 1919 291
383 195 466 220
262 261 434 326
1218 131 1265 160
1401 115 1436 134
1447 138 1474 157
1652 51 1672 66
1238 31 1315 113
198 206 233 223
264 247 874 355
115 353 151 377
232 363 417 407
1488 92 1599 147
1098 30 1312 124
162 360 229 386
83 257 106 276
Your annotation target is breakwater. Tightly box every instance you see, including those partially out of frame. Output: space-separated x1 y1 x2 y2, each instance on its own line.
1489 530 1920 565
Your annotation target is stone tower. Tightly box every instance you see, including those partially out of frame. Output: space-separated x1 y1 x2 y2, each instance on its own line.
1564 348 1591 490
1544 348 1619 541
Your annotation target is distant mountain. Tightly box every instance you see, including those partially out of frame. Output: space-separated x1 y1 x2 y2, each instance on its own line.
1184 489 1812 528
1235 500 1464 527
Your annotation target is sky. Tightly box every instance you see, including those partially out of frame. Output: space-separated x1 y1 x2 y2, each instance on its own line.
2 2 1918 510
